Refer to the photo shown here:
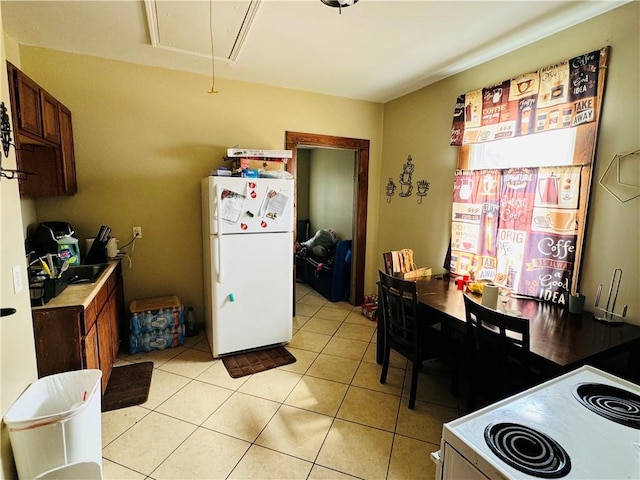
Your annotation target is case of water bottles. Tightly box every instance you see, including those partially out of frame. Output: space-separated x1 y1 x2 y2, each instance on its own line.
128 296 185 354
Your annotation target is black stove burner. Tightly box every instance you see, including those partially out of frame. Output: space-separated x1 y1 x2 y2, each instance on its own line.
484 422 571 478
573 383 640 429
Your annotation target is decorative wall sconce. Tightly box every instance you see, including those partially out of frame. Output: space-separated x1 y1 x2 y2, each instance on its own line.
416 179 430 204
385 155 429 205
1 102 11 159
398 155 414 197
0 102 30 180
385 177 396 203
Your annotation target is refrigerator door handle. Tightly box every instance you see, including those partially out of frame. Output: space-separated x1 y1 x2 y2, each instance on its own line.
215 183 223 284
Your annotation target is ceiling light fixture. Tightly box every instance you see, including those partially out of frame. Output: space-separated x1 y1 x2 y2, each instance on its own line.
321 0 358 14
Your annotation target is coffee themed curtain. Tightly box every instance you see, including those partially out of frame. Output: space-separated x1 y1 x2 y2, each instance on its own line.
450 49 603 147
448 47 608 306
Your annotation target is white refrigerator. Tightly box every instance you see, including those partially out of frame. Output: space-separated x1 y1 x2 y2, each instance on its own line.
201 176 294 357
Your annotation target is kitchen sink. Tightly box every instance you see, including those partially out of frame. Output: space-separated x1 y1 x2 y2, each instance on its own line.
64 263 109 284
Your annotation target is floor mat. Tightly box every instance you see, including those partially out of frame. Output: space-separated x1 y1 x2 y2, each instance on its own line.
102 361 153 412
222 346 296 378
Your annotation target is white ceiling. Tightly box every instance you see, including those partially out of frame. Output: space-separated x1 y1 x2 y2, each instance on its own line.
1 0 629 103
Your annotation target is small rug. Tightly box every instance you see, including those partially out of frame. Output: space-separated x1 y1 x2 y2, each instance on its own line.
102 361 153 412
222 346 296 378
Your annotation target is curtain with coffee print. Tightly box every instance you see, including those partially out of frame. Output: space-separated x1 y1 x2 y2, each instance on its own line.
450 49 601 146
451 166 582 305
448 47 607 307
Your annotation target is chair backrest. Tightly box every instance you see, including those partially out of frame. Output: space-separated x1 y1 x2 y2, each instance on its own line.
463 293 531 401
378 270 420 361
382 252 394 275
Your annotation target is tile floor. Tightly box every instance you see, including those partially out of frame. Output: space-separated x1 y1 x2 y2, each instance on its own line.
102 283 467 479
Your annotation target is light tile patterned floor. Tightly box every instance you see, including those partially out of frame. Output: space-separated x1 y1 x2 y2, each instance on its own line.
102 283 466 479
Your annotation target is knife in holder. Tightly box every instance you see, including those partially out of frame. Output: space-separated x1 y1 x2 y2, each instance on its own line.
85 225 111 264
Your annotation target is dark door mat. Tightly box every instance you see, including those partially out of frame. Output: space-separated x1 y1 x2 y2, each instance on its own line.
222 346 296 378
102 361 153 412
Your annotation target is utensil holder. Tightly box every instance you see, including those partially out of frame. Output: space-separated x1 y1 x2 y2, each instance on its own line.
42 277 69 304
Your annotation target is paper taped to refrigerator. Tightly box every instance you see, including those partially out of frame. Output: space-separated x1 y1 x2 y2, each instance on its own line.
220 189 246 223
259 188 290 223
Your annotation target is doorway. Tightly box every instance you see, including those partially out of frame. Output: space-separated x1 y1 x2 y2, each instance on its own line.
286 131 369 306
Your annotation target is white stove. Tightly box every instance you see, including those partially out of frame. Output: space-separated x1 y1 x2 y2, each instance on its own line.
432 365 640 479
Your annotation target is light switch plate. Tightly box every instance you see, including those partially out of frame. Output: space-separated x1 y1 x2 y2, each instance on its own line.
12 265 23 294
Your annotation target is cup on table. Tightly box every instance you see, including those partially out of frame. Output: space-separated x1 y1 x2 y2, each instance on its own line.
569 293 586 314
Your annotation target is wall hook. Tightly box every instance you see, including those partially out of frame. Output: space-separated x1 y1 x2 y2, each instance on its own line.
385 177 396 203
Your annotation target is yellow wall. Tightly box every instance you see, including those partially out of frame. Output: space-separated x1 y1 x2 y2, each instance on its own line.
309 148 355 240
0 6 38 477
16 47 384 319
380 2 639 325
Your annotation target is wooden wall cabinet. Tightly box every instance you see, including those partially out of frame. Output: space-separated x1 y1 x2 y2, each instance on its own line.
58 104 77 194
41 89 61 144
31 262 124 393
6 62 77 196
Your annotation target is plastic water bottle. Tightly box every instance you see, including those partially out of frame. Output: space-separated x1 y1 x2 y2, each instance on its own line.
129 332 139 354
141 332 151 352
178 324 185 345
131 313 141 336
164 328 174 348
185 306 198 337
153 308 169 330
142 311 152 333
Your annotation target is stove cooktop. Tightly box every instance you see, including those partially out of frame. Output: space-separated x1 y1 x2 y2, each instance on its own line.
484 422 572 478
573 382 640 430
442 366 640 479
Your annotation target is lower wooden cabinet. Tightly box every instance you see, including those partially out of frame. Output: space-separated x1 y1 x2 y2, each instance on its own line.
31 262 124 393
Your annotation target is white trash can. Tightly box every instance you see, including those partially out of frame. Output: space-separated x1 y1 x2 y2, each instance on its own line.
3 370 103 479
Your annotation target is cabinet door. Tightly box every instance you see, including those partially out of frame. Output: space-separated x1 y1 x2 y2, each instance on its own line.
112 278 125 355
58 104 77 194
13 68 43 137
97 299 113 392
32 307 83 378
41 90 61 143
16 145 61 197
84 324 100 371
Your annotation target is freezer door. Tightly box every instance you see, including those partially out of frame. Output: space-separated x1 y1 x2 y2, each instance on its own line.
203 176 294 235
209 231 293 357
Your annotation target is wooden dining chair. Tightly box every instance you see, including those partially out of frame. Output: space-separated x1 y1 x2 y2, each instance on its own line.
462 293 536 411
378 270 440 409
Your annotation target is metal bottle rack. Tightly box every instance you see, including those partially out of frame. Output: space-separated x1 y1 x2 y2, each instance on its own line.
594 268 628 325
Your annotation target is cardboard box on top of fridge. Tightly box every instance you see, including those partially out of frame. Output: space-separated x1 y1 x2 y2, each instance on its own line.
233 158 287 172
227 148 292 158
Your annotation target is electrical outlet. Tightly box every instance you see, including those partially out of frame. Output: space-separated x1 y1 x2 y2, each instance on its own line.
133 226 142 239
12 265 23 294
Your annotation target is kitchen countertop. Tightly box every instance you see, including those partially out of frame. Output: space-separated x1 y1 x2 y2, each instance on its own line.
32 259 121 311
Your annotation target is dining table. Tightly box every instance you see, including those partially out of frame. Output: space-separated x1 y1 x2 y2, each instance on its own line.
376 273 640 382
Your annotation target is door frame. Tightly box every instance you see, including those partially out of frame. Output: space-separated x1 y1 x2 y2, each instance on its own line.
286 131 369 306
